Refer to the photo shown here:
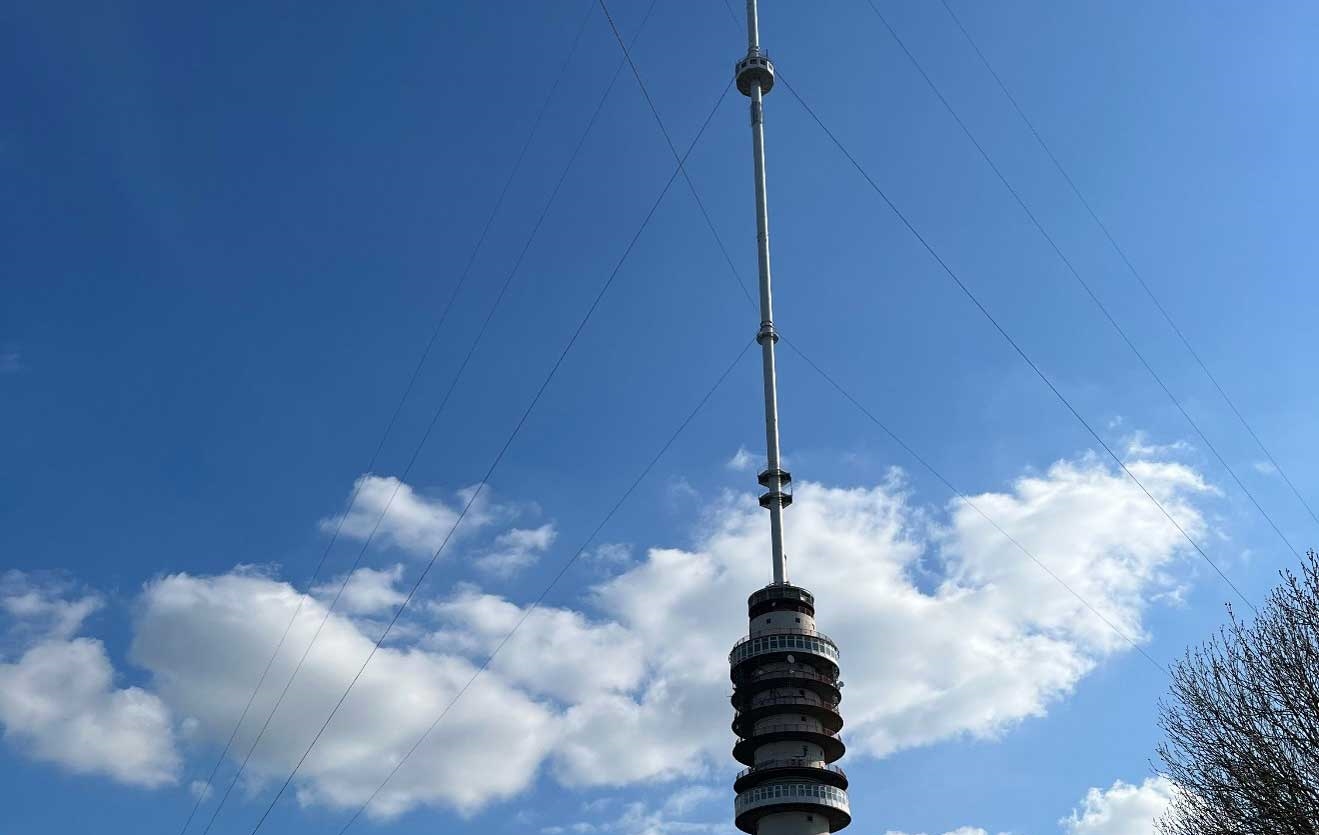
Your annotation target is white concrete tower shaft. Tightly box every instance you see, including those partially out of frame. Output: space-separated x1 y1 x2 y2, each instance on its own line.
729 4 850 835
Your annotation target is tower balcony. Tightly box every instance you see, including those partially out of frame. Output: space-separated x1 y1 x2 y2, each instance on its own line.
733 759 848 793
732 694 843 737
734 781 851 834
732 721 846 766
747 583 815 619
729 627 840 680
731 664 841 708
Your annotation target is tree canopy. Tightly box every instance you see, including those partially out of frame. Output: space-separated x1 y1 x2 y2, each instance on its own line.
1158 550 1319 834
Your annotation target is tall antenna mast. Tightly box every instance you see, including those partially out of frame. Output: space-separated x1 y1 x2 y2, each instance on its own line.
728 3 851 834
741 0 791 586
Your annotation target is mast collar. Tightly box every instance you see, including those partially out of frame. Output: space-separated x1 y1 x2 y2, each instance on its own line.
735 49 775 97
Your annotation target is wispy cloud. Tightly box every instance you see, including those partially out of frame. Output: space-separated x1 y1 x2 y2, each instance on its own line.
885 828 995 835
587 542 633 566
725 446 756 472
320 475 499 557
311 564 407 615
1123 430 1192 460
543 791 734 835
475 524 557 577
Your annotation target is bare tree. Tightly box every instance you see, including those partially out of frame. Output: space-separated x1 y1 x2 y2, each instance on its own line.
1157 550 1319 835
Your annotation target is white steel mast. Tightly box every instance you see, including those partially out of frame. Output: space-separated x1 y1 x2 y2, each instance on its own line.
742 0 791 586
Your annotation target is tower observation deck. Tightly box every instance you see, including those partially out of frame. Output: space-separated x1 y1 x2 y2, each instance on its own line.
728 2 850 834
730 585 850 834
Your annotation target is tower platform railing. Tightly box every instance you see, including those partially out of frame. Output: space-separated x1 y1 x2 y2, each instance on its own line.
734 760 847 781
729 628 840 665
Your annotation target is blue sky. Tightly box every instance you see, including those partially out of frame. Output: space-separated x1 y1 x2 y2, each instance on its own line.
2 1 1316 834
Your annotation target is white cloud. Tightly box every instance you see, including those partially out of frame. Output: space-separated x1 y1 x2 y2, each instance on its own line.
553 453 1211 778
587 542 634 567
891 775 1175 835
662 783 720 816
0 574 179 788
312 564 407 616
1061 777 1175 835
726 447 756 472
430 588 645 704
131 571 559 818
940 455 1209 656
0 571 102 640
0 640 180 788
1123 431 1192 460
1252 460 1278 476
474 524 557 577
21 445 1213 819
668 477 700 504
544 793 736 835
620 801 736 835
885 829 993 835
321 475 496 557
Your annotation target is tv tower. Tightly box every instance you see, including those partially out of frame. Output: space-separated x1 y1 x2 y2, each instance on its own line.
728 2 851 834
